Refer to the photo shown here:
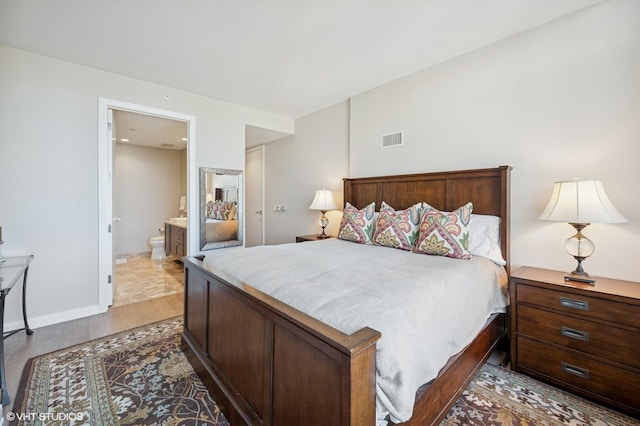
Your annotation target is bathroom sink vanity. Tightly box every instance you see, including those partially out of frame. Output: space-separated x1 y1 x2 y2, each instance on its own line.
165 219 187 258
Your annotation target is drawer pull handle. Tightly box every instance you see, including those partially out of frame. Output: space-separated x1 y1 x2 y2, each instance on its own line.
561 362 589 379
559 297 588 311
560 326 589 342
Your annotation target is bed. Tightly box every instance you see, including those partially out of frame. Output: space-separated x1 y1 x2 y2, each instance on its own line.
205 217 238 242
182 165 512 425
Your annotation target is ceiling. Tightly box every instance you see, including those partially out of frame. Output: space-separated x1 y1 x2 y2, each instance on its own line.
1 1 603 147
113 110 188 150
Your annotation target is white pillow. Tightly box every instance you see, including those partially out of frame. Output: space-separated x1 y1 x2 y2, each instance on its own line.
468 214 505 265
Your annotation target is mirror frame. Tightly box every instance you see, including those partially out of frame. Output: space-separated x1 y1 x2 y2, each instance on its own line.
199 167 243 250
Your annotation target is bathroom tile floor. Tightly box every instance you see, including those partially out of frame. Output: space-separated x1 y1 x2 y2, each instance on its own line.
113 254 184 307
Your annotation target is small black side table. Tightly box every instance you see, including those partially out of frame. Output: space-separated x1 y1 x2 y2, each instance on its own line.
0 255 34 405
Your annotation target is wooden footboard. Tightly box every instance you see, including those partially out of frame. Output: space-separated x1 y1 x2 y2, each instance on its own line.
181 256 381 426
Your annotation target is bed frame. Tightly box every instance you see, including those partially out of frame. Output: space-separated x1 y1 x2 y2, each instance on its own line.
181 165 511 425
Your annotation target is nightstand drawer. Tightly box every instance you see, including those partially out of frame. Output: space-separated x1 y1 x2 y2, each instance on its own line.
517 305 640 369
516 284 640 329
517 337 640 411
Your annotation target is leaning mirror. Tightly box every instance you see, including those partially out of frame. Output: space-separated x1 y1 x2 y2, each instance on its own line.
199 167 243 250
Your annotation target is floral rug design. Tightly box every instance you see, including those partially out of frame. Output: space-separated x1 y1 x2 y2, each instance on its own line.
13 317 228 425
442 363 639 425
14 316 638 425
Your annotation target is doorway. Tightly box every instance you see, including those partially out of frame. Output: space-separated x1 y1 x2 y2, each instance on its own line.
245 146 264 247
111 110 187 306
244 125 292 247
98 98 196 311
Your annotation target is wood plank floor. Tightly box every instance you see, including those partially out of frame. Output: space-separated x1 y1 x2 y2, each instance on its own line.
3 293 183 414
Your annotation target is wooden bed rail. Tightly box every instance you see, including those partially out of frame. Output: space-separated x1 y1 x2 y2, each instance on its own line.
181 255 381 425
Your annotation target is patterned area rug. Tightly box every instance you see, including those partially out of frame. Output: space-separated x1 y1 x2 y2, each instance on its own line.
13 317 228 425
13 317 638 426
442 363 639 426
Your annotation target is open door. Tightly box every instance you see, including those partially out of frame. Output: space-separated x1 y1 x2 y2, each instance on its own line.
98 97 196 312
105 108 115 306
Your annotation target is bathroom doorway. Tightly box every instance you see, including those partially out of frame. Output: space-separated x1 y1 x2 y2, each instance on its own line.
111 110 188 306
98 98 196 311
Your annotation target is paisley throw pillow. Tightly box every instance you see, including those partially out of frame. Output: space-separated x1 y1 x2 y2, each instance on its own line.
372 201 421 250
338 202 375 244
413 202 473 259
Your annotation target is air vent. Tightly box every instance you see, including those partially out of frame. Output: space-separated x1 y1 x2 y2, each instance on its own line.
160 143 176 148
380 131 404 149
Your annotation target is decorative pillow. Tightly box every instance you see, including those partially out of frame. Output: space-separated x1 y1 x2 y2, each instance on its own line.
337 202 375 244
209 200 229 220
372 201 421 250
468 214 505 265
206 200 215 218
413 202 473 259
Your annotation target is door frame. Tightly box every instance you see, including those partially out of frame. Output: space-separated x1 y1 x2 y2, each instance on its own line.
98 98 196 312
245 145 265 246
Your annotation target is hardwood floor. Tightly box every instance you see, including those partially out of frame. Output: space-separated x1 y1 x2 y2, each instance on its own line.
3 293 183 414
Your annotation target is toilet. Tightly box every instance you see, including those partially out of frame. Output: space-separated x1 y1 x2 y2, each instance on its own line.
149 236 166 260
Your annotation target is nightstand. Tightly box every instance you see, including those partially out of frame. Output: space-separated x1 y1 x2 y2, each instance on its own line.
509 266 640 417
295 234 335 243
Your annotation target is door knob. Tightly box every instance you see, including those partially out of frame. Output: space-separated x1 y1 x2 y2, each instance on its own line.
256 210 262 214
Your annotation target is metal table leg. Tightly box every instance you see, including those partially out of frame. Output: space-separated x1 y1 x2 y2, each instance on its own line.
0 290 9 405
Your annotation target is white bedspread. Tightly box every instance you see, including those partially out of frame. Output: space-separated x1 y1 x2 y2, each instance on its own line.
205 218 238 242
204 238 508 423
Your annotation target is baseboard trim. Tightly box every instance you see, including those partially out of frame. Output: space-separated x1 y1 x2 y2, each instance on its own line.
3 304 105 333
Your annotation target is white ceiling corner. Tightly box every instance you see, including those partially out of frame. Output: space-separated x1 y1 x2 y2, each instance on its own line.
245 125 293 148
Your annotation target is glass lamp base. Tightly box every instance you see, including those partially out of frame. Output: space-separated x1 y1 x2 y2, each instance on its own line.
564 225 596 284
317 211 330 239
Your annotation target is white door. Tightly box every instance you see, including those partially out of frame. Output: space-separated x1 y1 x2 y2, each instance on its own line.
106 108 115 305
245 146 264 247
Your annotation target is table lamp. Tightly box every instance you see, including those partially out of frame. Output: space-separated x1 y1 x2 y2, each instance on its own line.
539 179 627 283
309 189 337 239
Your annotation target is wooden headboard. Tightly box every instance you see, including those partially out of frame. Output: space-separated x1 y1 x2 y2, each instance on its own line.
343 165 512 271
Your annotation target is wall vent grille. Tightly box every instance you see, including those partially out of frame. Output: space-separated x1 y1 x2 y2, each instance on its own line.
160 143 176 148
380 131 404 149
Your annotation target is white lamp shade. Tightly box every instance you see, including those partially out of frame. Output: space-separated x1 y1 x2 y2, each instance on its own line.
539 179 627 224
309 189 337 211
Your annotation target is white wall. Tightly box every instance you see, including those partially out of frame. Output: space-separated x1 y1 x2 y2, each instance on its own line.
264 101 350 245
349 0 640 281
115 144 184 255
0 45 294 329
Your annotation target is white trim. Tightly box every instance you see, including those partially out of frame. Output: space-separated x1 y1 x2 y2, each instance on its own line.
5 305 102 332
98 98 196 312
